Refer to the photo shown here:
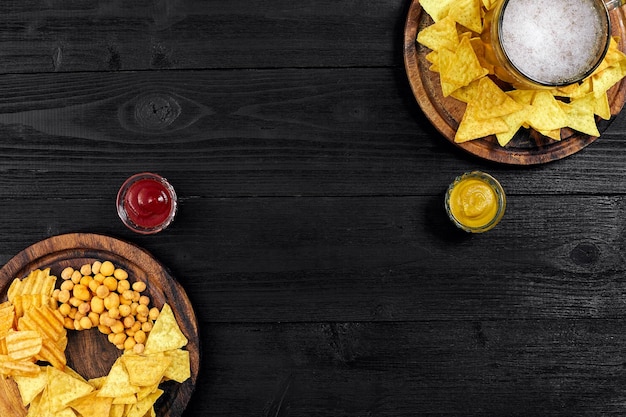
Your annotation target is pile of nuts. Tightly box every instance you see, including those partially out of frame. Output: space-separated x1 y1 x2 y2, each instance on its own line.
52 260 159 354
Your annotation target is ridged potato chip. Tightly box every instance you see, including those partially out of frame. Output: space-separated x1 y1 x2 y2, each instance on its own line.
8 269 56 303
0 355 40 377
6 330 42 361
18 305 65 343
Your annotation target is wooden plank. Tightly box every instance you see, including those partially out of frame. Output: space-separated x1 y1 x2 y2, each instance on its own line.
188 320 626 416
0 195 625 322
0 0 404 73
0 69 625 197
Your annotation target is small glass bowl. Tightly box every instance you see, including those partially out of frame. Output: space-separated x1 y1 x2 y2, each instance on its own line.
444 171 506 233
116 172 178 235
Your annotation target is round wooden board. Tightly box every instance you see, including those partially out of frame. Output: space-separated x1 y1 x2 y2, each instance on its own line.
0 233 200 417
403 0 626 165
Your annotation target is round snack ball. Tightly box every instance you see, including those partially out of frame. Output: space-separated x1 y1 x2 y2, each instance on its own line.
91 260 102 275
100 261 115 277
61 267 74 280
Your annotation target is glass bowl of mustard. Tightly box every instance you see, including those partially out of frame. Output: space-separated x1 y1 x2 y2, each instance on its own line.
444 171 506 233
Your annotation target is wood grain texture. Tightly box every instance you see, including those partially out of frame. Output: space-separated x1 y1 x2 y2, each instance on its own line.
0 196 624 324
0 70 626 199
0 233 200 417
404 0 626 165
0 0 405 73
192 320 626 417
1 0 626 416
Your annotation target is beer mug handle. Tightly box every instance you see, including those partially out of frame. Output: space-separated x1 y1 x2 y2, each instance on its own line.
605 0 626 10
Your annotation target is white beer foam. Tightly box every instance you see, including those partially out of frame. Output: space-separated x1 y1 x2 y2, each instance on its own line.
500 0 606 85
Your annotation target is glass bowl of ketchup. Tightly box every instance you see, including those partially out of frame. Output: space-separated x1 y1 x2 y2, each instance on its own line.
116 172 178 234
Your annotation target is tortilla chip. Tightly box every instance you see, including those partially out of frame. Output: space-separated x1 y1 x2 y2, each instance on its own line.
439 36 488 96
527 91 568 131
420 0 454 21
592 63 626 97
46 366 94 413
455 102 509 142
143 304 188 354
68 392 112 417
496 104 532 146
163 349 191 383
110 403 126 417
14 372 47 406
449 0 482 33
450 79 481 103
122 353 171 387
594 92 611 120
417 15 459 52
560 94 601 137
472 77 522 119
125 389 163 417
537 129 562 141
97 358 138 398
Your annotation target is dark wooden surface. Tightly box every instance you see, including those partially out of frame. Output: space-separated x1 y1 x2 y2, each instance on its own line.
2 1 626 416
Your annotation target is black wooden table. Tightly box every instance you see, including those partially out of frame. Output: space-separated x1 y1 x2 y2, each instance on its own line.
2 1 626 416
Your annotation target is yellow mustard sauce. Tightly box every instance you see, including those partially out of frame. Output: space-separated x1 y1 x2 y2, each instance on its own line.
445 172 506 233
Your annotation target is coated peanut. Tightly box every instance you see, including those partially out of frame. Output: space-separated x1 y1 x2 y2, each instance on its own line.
52 260 160 352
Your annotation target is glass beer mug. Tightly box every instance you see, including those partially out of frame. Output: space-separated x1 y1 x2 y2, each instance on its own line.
488 0 626 88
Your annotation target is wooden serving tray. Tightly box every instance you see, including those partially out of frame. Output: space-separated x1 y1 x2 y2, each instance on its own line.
404 0 626 165
0 233 200 417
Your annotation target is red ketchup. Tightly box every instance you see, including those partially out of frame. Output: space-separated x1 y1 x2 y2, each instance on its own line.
117 173 177 234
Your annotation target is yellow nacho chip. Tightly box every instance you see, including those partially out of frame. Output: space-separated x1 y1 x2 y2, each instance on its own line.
450 79 481 103
125 389 163 417
420 0 626 148
439 36 488 96
54 407 77 417
26 389 45 417
455 102 509 143
527 91 568 131
470 37 494 74
68 391 112 417
592 62 626 97
112 392 138 405
122 353 172 387
559 94 601 137
97 358 139 398
537 129 562 141
136 383 160 401
14 372 48 406
417 15 459 52
472 77 522 119
420 0 454 22
143 304 188 354
46 366 94 413
594 92 611 120
163 349 191 383
507 89 536 105
496 103 533 146
88 376 106 390
448 0 482 33
425 50 438 65
482 0 499 9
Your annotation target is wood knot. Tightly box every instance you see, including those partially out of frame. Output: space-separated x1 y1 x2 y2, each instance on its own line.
134 94 181 130
569 242 600 266
118 91 212 135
